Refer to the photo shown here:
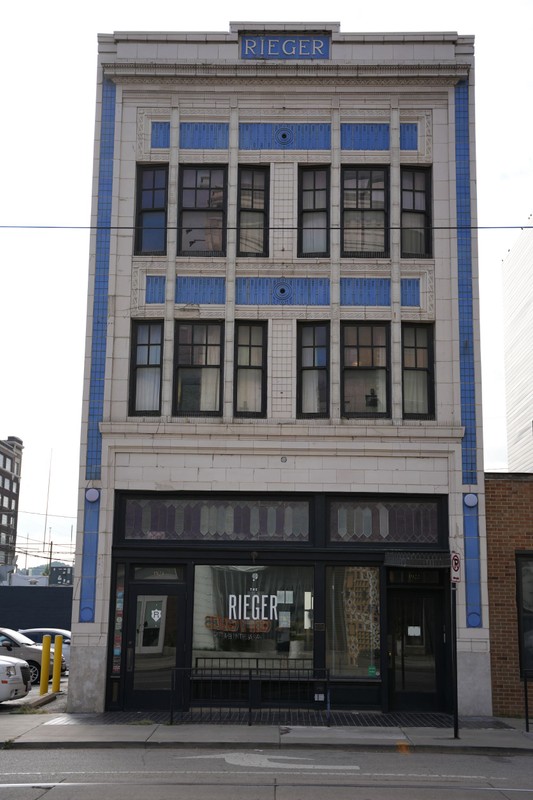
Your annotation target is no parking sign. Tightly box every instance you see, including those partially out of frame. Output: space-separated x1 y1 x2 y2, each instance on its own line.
451 551 461 583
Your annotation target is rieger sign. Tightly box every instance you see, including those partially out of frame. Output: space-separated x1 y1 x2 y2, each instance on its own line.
241 34 330 60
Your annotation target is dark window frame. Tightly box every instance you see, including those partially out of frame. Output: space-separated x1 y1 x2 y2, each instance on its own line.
297 322 330 418
178 165 228 257
129 320 164 416
237 166 269 257
234 321 268 418
401 167 432 258
402 323 435 420
134 165 169 256
341 166 389 258
341 322 391 419
173 321 224 417
298 166 330 257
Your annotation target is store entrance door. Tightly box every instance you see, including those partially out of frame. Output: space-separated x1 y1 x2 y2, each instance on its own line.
388 590 446 711
124 584 186 711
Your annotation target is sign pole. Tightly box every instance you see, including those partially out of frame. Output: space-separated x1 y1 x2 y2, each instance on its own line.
451 581 459 739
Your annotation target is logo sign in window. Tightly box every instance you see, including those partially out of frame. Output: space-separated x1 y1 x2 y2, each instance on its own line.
241 35 330 60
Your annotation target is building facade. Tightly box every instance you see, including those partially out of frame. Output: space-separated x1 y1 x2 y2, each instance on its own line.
70 23 491 715
503 228 533 472
0 436 23 568
486 473 533 717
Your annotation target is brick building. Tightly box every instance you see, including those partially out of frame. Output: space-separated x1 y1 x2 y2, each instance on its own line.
486 473 533 717
0 436 23 567
69 23 490 715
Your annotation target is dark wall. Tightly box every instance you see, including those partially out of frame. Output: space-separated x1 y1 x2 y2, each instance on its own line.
0 587 73 631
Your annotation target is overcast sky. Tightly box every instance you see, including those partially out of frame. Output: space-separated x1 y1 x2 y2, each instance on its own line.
1 1 531 568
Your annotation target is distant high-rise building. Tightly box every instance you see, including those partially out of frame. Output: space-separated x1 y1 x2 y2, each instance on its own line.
503 228 533 472
0 436 23 566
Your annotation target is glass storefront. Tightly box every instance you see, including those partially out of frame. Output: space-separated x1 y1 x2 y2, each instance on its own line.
192 565 314 667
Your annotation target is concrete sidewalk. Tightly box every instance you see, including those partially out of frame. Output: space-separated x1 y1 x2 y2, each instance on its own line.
1 687 532 755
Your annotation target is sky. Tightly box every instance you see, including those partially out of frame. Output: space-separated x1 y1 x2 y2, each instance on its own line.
1 1 531 569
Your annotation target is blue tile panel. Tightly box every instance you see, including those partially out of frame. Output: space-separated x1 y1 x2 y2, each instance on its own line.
400 278 420 307
239 124 331 150
179 123 229 149
175 276 226 304
340 278 391 306
400 123 418 151
151 121 170 149
86 78 115 481
341 124 390 151
79 495 100 623
455 80 477 485
463 497 482 628
241 35 330 60
236 278 330 305
146 276 166 304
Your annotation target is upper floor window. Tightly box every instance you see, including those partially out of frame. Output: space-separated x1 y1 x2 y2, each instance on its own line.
342 167 389 257
134 165 168 255
174 322 223 415
341 323 390 417
129 321 163 415
402 324 434 419
298 167 329 257
237 167 269 257
178 167 226 256
234 322 267 417
401 168 432 258
297 323 329 417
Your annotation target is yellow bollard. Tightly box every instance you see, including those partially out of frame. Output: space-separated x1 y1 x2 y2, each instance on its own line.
40 635 51 695
52 635 63 693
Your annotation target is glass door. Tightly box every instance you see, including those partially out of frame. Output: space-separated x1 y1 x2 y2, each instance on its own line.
124 584 186 710
387 590 446 711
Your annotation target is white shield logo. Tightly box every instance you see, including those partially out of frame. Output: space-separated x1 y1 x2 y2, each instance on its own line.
151 608 162 623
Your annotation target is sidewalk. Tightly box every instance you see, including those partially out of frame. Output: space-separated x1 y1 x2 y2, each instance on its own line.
1 686 532 755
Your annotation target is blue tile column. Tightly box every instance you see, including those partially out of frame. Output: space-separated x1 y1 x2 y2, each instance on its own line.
80 77 115 623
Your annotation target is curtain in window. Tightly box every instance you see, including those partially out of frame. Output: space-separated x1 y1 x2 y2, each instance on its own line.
302 212 327 254
135 368 160 411
236 370 262 413
403 371 428 415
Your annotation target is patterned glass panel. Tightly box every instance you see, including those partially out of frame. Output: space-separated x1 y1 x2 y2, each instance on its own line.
330 500 439 544
124 497 309 542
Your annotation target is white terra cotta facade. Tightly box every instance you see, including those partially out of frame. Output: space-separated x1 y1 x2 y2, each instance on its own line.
69 23 491 716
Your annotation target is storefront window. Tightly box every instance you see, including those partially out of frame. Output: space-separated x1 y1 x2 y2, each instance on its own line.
111 564 125 675
326 566 380 678
193 565 313 667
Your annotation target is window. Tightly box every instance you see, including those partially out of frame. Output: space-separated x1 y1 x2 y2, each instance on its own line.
297 323 329 417
234 322 267 417
178 167 226 256
326 566 380 677
237 167 269 256
342 167 389 257
134 165 168 255
129 321 163 415
174 322 223 415
402 324 434 418
401 168 432 257
341 323 389 417
298 167 329 257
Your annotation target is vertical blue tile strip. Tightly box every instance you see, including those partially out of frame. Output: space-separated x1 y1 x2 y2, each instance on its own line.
400 278 420 307
463 497 482 628
455 80 477 485
400 123 418 151
146 276 166 304
151 121 170 148
79 495 100 623
86 78 115 481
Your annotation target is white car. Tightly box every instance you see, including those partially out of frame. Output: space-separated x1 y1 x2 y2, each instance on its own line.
19 628 71 671
0 655 32 702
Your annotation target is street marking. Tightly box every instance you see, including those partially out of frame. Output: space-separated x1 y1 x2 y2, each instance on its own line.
173 752 361 770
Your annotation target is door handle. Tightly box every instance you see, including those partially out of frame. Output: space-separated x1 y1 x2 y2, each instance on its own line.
126 646 134 672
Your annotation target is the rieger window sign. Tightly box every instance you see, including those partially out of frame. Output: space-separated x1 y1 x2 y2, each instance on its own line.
241 35 330 60
194 565 314 662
